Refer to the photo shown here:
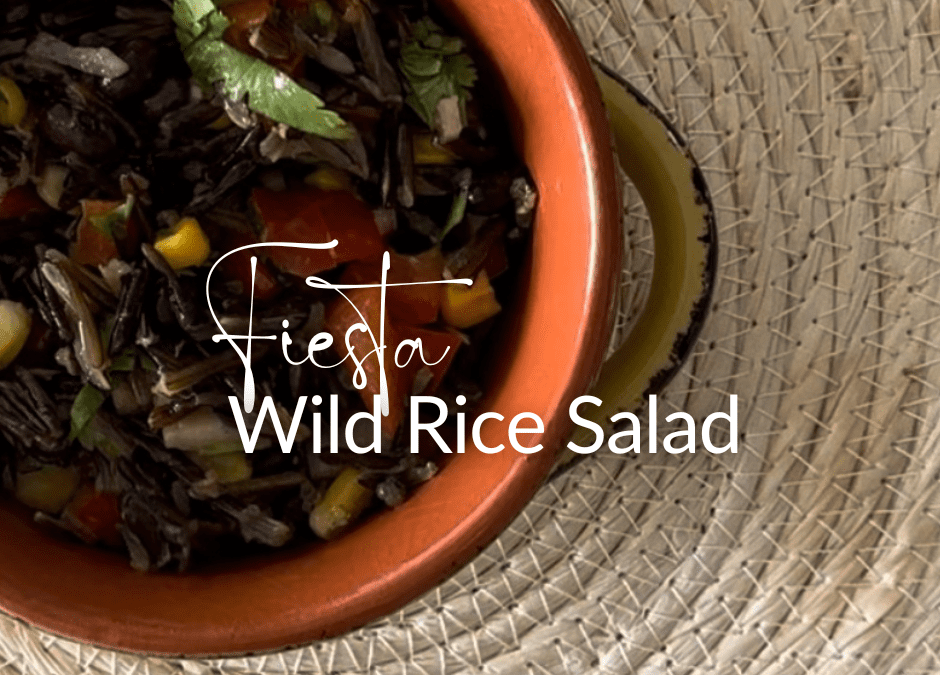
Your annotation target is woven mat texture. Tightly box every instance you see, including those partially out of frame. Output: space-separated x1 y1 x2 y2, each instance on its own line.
5 0 940 672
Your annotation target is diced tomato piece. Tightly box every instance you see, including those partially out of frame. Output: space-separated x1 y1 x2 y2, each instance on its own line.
341 248 445 325
219 230 281 301
325 287 402 439
317 190 384 267
72 202 120 267
254 187 332 275
387 249 445 325
337 257 378 286
72 224 118 267
71 199 139 267
220 0 273 32
221 0 305 78
62 484 123 548
255 187 383 278
0 185 47 220
396 325 462 396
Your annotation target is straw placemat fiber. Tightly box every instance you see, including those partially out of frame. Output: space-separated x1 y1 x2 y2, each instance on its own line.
4 0 940 672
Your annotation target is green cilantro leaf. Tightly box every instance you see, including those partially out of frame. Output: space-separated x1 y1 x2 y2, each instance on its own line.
399 18 478 129
172 0 352 140
401 50 441 78
69 384 106 442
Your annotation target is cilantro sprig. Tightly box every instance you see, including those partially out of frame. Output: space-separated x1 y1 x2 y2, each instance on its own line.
399 18 477 130
173 0 352 140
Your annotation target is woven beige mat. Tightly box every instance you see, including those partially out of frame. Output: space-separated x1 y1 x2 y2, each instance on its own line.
5 0 940 672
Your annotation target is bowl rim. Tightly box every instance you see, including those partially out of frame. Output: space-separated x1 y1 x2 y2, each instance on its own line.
0 0 622 656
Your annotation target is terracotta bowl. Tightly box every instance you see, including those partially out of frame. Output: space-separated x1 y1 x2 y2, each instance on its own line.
0 0 621 656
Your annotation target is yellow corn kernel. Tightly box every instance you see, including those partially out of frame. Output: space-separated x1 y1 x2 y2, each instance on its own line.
0 77 26 127
15 466 80 514
0 300 31 371
412 132 457 165
153 217 211 271
305 165 353 192
441 269 501 329
309 468 373 540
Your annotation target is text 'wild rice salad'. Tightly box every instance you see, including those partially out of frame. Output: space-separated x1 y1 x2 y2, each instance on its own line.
0 0 535 571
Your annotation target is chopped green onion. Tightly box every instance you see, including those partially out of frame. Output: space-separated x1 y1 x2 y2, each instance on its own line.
69 384 106 441
442 189 468 238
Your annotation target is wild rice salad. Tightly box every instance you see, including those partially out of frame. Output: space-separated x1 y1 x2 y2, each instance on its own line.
0 0 535 571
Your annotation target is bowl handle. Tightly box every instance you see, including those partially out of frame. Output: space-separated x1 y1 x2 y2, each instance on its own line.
555 62 718 469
